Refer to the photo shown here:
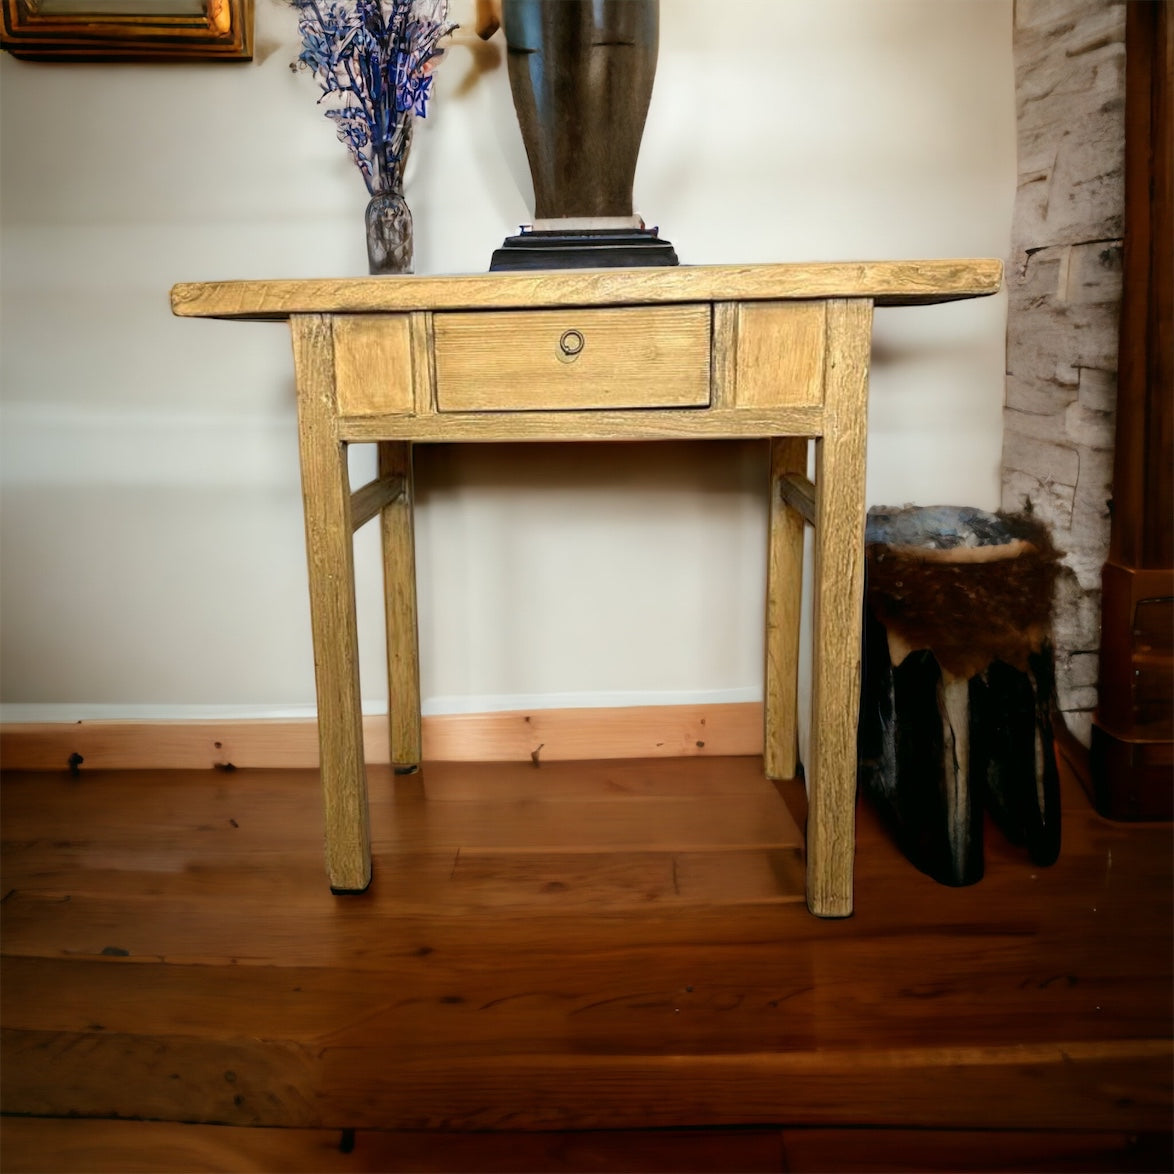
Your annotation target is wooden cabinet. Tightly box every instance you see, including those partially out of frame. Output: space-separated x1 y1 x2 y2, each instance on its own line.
1091 0 1173 818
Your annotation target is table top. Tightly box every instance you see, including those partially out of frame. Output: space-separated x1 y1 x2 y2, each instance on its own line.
171 259 1002 321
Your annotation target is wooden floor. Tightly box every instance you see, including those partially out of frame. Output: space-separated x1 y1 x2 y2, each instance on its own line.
1 753 1171 1172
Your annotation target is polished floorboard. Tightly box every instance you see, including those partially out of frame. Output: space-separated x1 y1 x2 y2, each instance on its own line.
1 754 1170 1171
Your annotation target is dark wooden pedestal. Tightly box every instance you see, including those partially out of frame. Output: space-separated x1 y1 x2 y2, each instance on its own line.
1090 1 1173 821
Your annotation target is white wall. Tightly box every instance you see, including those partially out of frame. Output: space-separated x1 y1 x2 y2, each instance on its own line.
0 0 1016 725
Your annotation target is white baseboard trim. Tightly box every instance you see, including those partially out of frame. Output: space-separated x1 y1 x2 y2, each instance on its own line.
0 702 765 771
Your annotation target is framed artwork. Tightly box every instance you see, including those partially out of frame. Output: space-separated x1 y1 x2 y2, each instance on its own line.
1 0 252 61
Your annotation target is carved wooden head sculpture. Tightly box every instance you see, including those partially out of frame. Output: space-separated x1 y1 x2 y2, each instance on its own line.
503 0 657 225
487 0 676 268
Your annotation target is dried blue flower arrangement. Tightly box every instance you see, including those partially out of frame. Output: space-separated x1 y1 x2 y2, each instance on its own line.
291 0 456 272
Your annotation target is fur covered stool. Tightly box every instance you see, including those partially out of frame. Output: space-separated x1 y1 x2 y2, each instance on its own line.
857 506 1063 886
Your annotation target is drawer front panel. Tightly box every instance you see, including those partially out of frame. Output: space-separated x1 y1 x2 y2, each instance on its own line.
433 305 712 412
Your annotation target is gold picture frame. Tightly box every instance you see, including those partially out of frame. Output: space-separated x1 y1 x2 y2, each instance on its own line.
1 0 253 61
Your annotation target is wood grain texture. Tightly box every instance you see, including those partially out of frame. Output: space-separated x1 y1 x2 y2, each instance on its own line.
806 299 873 917
349 474 402 532
779 471 816 526
331 314 414 416
709 301 739 409
0 1119 789 1174
433 305 711 412
2 1036 1169 1133
1 758 1170 1134
1089 0 1173 808
2 1119 1166 1174
338 405 825 442
170 260 1003 320
0 703 765 770
940 673 974 884
292 314 370 893
778 1126 1173 1173
765 438 808 781
409 311 435 417
422 702 763 763
379 442 420 768
735 300 827 407
1124 0 1173 571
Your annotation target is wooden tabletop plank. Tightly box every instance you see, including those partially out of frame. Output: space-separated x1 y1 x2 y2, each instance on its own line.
171 259 1002 320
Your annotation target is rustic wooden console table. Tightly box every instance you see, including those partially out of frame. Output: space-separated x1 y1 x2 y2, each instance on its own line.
172 261 1001 916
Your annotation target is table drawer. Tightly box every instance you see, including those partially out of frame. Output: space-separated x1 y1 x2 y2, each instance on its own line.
433 305 712 412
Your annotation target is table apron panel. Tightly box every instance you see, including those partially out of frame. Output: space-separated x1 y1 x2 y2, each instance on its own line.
337 406 827 443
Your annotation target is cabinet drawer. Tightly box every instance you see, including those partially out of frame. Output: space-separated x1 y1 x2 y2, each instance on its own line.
433 305 712 412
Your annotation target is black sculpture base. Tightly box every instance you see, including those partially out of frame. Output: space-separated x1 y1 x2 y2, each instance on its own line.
490 227 678 272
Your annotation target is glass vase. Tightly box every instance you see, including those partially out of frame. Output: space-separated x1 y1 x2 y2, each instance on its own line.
365 188 413 275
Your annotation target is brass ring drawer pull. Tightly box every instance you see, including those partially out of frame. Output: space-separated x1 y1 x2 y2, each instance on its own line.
559 328 585 358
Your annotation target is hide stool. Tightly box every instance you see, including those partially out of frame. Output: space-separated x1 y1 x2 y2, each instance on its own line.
858 506 1063 885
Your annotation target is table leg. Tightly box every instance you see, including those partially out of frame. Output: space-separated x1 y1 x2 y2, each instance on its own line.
807 298 873 918
765 437 807 780
292 315 371 893
379 441 421 771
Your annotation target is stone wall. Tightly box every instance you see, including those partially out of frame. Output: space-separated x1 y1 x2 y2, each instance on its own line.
1002 0 1126 746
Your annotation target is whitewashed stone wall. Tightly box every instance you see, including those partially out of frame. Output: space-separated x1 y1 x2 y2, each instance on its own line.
1002 0 1126 745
